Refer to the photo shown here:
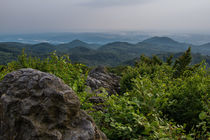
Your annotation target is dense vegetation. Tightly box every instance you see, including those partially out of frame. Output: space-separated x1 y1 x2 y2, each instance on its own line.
0 37 210 66
0 48 209 139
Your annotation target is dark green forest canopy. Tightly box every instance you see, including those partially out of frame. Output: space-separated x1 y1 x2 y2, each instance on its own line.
0 37 210 66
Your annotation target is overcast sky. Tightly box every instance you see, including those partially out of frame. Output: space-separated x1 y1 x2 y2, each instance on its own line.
0 0 210 34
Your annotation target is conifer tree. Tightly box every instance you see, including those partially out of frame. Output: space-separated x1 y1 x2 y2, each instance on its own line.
166 55 173 66
152 55 163 65
173 47 192 78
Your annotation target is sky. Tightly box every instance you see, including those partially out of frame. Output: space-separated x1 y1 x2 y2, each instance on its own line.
0 0 210 34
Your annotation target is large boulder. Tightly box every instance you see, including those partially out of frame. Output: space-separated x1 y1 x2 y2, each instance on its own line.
0 68 106 140
86 66 120 95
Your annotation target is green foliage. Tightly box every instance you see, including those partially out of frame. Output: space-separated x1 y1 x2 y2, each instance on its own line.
159 66 209 131
166 55 173 65
0 49 209 139
0 65 5 71
116 48 209 139
106 65 128 76
121 55 164 93
90 92 188 140
120 66 139 93
0 50 88 93
135 55 163 66
173 47 192 78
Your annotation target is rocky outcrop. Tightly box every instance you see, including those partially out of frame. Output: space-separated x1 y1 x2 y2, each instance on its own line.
0 68 106 140
86 66 120 95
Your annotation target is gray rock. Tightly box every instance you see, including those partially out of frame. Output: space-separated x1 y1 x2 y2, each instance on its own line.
0 68 106 140
86 66 120 95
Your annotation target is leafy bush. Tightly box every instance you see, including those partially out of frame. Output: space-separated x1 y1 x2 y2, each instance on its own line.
116 48 209 139
0 49 209 139
90 92 188 140
0 50 88 93
159 65 209 130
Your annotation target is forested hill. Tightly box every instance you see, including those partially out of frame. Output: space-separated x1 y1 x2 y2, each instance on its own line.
0 36 210 66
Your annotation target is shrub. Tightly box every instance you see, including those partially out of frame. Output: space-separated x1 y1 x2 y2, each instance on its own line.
1 50 209 139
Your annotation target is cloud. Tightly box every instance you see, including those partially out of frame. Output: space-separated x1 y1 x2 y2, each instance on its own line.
0 0 209 34
79 0 155 8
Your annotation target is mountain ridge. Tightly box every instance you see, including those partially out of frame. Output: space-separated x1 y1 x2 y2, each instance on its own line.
0 36 209 66
142 36 179 45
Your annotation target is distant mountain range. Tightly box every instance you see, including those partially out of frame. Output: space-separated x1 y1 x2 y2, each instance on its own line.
0 32 149 44
0 36 209 66
1 32 210 45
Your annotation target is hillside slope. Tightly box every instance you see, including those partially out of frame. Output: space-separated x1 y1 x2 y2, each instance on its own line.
0 37 209 65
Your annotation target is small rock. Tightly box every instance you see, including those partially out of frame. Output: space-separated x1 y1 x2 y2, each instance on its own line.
86 66 121 95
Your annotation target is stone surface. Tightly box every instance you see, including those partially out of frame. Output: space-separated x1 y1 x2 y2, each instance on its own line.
86 66 121 95
0 68 106 140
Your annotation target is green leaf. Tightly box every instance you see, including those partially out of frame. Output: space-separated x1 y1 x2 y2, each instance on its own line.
199 112 207 120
